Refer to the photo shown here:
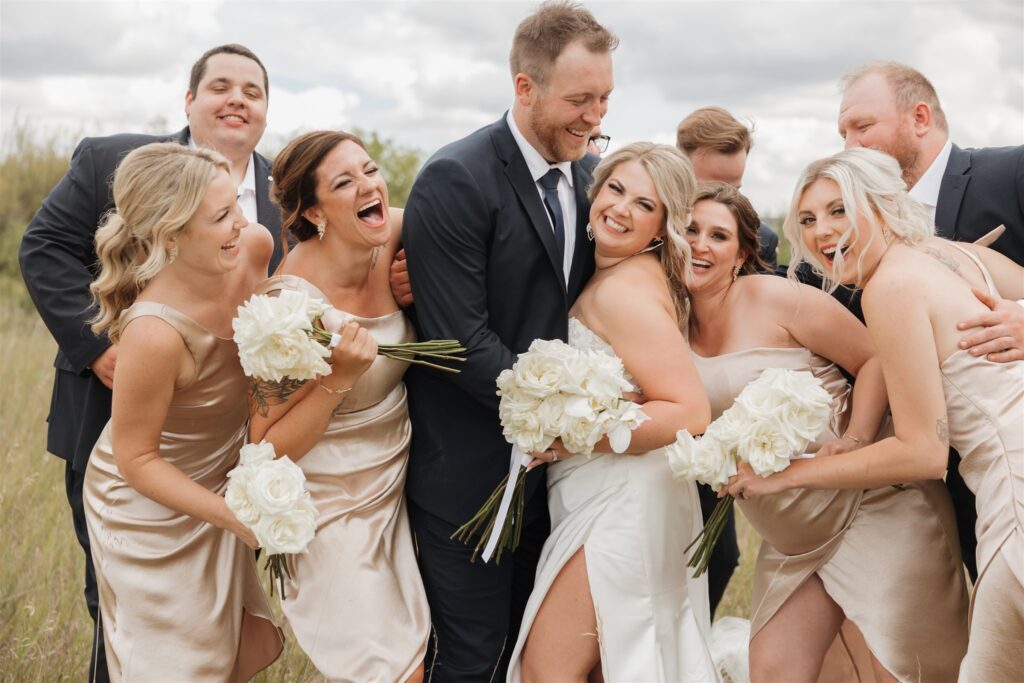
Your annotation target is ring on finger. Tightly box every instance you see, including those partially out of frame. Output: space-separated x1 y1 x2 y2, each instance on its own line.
547 448 558 463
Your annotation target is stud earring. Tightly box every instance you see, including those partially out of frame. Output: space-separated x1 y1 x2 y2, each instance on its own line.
317 220 326 240
586 223 594 241
732 264 742 282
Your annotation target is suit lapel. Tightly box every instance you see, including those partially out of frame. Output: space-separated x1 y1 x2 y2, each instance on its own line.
567 161 594 297
492 119 566 293
254 154 276 228
935 144 971 240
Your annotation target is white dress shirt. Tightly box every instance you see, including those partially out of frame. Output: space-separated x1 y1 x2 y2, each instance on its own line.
188 134 259 223
908 137 953 226
506 110 577 284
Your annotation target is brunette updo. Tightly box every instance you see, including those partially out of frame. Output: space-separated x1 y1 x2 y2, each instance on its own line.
692 182 768 275
271 130 367 246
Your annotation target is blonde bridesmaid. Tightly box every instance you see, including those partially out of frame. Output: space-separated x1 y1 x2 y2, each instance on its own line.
248 130 429 683
687 182 968 682
732 148 1024 681
83 143 282 681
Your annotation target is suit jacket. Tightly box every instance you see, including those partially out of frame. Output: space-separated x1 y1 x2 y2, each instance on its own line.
403 115 597 525
19 127 283 471
757 222 779 272
935 143 1024 265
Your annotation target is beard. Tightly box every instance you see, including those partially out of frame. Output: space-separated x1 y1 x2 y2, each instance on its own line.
527 103 589 164
882 120 921 187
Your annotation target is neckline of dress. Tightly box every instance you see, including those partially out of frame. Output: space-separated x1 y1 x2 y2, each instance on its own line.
268 274 403 321
691 345 810 360
129 300 235 342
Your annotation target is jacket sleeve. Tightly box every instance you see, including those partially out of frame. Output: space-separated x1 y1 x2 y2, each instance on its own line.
403 157 514 412
19 138 112 373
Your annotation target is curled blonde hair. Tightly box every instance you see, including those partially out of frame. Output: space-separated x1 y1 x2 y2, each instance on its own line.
589 142 697 328
783 147 932 292
90 142 229 341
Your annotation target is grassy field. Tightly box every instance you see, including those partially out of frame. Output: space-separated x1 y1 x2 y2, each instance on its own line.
0 299 760 681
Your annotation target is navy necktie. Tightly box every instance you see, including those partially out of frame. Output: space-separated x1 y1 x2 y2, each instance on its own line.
539 168 566 258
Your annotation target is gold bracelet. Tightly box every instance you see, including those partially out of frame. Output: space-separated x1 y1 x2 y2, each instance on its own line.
318 380 352 397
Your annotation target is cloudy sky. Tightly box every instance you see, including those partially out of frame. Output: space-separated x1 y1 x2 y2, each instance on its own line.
2 0 1022 214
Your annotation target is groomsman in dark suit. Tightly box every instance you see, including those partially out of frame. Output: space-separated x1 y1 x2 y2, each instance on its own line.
836 61 1024 580
676 106 780 271
18 44 281 681
402 3 616 680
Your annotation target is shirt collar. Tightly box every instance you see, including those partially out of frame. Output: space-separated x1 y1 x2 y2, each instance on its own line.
505 110 574 187
186 132 256 196
908 137 952 208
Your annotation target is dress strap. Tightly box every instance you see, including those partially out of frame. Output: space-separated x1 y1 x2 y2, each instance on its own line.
946 242 998 297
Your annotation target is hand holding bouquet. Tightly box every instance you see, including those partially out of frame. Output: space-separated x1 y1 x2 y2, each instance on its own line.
452 339 648 564
666 368 832 576
225 441 317 598
232 290 465 411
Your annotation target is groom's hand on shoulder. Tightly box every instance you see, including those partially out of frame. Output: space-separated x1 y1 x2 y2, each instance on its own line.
390 248 413 308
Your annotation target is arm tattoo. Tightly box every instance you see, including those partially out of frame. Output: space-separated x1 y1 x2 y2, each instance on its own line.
936 417 950 446
249 377 308 417
922 246 961 275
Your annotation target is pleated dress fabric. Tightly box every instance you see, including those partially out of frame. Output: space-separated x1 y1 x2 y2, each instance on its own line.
940 246 1024 682
508 318 719 683
83 302 283 681
693 346 969 682
256 275 429 683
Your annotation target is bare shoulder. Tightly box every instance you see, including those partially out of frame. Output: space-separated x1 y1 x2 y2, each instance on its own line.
119 314 186 365
243 222 275 271
588 257 674 330
861 247 928 314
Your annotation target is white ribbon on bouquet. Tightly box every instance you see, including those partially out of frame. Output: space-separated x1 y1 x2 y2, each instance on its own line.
481 445 534 563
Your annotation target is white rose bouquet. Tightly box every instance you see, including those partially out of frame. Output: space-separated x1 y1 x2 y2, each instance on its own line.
225 440 317 598
452 338 648 563
233 291 466 412
666 368 832 576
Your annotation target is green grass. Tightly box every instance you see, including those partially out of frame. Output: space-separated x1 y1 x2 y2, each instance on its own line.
0 298 759 680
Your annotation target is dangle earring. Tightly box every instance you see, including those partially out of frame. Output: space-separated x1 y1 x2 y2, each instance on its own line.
732 264 742 282
369 245 382 269
633 236 665 256
317 219 327 240
167 242 178 263
586 223 595 241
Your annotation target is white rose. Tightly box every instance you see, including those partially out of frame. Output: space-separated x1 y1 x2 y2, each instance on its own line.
510 350 567 399
233 293 331 382
246 457 308 515
736 423 794 476
666 430 737 488
239 441 276 467
254 504 317 555
224 467 260 525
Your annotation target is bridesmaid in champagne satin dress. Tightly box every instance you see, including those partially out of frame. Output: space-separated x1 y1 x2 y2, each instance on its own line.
735 148 1023 682
248 131 428 682
83 144 282 681
687 183 968 683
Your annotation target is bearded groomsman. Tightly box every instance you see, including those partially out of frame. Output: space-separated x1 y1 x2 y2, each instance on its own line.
402 2 616 680
19 44 281 681
836 61 1024 581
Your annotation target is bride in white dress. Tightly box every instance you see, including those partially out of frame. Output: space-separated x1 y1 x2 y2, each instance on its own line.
508 143 719 683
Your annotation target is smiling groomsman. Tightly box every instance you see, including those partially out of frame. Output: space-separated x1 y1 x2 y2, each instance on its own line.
402 2 616 680
19 44 281 681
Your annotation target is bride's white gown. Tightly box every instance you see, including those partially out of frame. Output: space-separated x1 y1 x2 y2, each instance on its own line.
507 318 719 682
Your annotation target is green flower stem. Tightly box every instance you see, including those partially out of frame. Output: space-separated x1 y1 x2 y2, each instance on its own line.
450 466 529 565
685 495 734 577
311 324 467 373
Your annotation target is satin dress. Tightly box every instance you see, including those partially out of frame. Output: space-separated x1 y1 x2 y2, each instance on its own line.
693 347 969 682
941 246 1024 682
83 302 283 681
508 318 719 683
256 275 429 683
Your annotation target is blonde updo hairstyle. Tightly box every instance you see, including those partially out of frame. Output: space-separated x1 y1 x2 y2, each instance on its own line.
90 142 230 341
783 147 932 292
589 142 697 329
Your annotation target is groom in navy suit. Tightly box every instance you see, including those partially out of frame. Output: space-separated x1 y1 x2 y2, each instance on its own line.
19 44 281 682
402 3 617 680
837 61 1024 581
